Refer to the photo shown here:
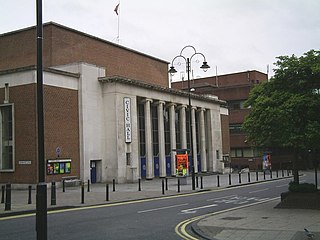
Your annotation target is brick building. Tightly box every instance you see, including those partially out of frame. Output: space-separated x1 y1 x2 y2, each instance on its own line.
0 23 228 184
171 71 269 171
0 22 169 87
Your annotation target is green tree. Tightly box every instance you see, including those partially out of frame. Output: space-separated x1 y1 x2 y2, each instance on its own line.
243 50 320 183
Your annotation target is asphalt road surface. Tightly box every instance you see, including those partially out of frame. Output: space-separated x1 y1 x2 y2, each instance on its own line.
0 173 313 240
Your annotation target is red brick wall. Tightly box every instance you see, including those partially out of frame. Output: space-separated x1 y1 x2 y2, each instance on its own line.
0 23 169 87
221 114 230 155
0 83 80 184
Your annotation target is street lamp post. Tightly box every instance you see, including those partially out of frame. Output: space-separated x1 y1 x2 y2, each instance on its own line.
36 0 47 239
169 45 210 190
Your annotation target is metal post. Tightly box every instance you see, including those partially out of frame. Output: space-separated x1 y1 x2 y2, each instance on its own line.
5 183 11 211
112 179 116 192
196 176 199 188
256 171 258 181
28 185 32 204
81 182 85 204
263 171 266 180
248 172 251 183
282 169 284 177
177 178 180 193
62 180 65 192
200 176 203 189
217 175 220 187
229 174 231 185
276 170 279 178
106 184 109 201
270 170 273 179
138 178 141 191
239 173 241 184
87 179 90 192
36 1 47 239
162 179 165 195
51 182 56 206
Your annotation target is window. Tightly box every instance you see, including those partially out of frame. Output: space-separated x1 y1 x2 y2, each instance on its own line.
152 105 159 156
164 108 171 155
0 104 14 171
138 103 146 156
228 100 246 110
229 123 243 134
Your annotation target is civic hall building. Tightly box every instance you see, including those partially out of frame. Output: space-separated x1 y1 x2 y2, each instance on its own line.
0 22 228 184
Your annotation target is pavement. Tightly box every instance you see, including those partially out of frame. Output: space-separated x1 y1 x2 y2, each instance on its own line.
1 172 319 240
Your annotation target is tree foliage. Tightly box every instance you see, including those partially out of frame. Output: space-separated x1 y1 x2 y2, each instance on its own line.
243 50 320 154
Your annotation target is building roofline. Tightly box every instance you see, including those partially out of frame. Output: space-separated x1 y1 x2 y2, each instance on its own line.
0 65 80 78
0 22 169 65
99 75 226 106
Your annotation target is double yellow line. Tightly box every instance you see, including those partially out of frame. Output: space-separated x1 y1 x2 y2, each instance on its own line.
175 197 280 240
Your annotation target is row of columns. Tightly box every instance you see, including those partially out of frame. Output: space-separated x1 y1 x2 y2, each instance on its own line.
143 98 213 179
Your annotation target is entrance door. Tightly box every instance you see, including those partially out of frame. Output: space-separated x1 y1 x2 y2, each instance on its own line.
90 161 97 183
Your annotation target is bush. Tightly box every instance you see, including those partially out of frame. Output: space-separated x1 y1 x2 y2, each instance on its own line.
289 182 317 193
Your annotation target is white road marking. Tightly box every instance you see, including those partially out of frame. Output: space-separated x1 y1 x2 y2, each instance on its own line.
137 203 189 213
207 194 237 201
276 184 289 188
181 204 218 214
249 188 269 194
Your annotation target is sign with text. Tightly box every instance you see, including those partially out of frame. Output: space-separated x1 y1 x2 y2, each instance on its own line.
176 154 189 177
124 97 132 143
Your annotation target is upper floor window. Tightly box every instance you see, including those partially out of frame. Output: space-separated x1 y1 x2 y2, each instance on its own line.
0 104 14 171
227 100 246 110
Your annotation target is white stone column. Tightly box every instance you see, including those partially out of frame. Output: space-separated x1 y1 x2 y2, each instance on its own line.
179 105 187 149
199 108 207 172
191 106 198 173
144 98 154 179
206 109 215 172
156 101 166 177
168 103 176 176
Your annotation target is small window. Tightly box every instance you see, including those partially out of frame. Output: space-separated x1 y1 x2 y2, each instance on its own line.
0 104 14 171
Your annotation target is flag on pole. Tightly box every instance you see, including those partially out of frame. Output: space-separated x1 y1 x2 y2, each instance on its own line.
114 3 120 15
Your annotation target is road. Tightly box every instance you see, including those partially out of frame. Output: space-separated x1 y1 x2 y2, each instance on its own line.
0 173 313 240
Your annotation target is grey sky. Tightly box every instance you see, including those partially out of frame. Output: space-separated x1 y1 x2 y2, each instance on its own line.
1 0 319 81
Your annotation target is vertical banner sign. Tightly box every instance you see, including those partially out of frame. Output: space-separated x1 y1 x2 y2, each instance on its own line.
124 97 132 143
176 154 189 177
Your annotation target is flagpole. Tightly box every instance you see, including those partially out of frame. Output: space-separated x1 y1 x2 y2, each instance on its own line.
116 1 120 44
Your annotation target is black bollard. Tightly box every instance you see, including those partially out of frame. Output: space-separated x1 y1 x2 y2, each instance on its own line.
196 176 199 188
239 173 241 184
106 184 109 201
81 182 84 204
217 175 220 187
177 178 180 193
51 182 56 206
276 170 279 178
200 176 203 189
270 170 273 179
138 178 141 191
87 179 90 192
256 171 258 181
62 180 66 192
28 185 32 204
1 185 5 203
112 179 116 192
248 172 251 183
165 178 168 191
287 169 289 176
263 171 266 180
5 183 11 211
229 174 231 185
282 169 284 177
162 179 165 195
